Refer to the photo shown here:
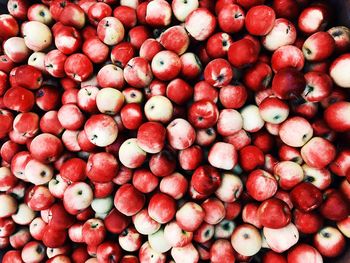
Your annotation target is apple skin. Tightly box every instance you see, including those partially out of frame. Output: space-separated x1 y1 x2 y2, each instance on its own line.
208 142 237 170
324 101 350 132
86 152 118 183
279 116 313 147
218 4 245 34
271 45 304 72
10 65 43 90
64 53 93 82
330 54 350 88
262 18 297 51
293 209 324 235
272 68 306 100
104 208 130 235
301 137 336 169
114 184 145 216
22 21 52 52
139 241 166 263
287 243 323 263
82 218 106 247
151 50 181 81
290 182 323 212
245 5 276 36
0 14 19 41
228 38 259 68
159 25 189 55
148 193 176 224
133 208 161 236
231 224 262 257
97 241 122 263
2 250 23 263
246 169 278 201
204 58 233 88
63 182 94 215
258 198 291 229
21 241 46 263
3 37 30 63
124 57 153 88
210 239 235 263
191 165 221 196
188 100 219 129
84 114 118 147
137 122 166 154
264 223 299 253
159 172 188 200
298 5 329 34
262 250 287 263
242 202 262 229
206 32 233 58
193 81 218 103
44 49 67 78
164 220 193 248
319 189 349 221
215 173 243 203
302 32 335 61
185 8 216 41
166 78 193 105
314 226 346 258
175 201 204 233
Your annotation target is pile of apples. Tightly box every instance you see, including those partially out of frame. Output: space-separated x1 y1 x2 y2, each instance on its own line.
1 0 350 262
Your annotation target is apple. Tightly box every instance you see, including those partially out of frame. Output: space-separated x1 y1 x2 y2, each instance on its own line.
124 57 153 88
27 4 52 24
228 38 259 68
133 209 160 235
246 169 278 201
262 18 297 51
145 0 172 27
3 37 30 63
21 241 46 263
97 16 124 45
148 228 172 254
113 5 137 28
151 50 181 81
149 193 176 224
22 21 52 51
206 32 233 58
218 4 245 33
185 8 216 41
63 182 93 215
172 0 199 22
298 5 329 34
139 241 166 263
0 14 19 40
314 226 345 258
64 53 93 82
144 95 173 123
287 243 323 263
114 184 145 216
272 68 306 100
204 58 233 87
271 45 305 72
290 182 322 212
54 25 82 55
302 32 335 61
97 241 122 263
194 222 214 243
231 224 262 256
84 114 118 147
264 223 299 253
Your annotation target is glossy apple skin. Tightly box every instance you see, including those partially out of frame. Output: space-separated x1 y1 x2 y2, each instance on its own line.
290 182 323 212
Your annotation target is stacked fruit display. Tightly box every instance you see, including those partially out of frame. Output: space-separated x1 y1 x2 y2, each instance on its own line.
0 0 350 262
